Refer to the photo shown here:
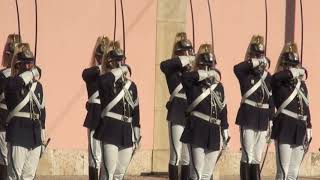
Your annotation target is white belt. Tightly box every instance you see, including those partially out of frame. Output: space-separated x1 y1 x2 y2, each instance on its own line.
88 91 101 104
88 99 101 104
11 112 39 120
242 99 269 109
280 109 307 121
104 112 132 123
191 111 221 125
174 93 187 100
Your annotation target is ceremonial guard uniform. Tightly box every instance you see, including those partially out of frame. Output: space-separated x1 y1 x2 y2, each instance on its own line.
94 42 141 180
234 36 274 180
82 36 110 180
0 34 20 179
5 43 46 180
160 32 192 180
271 42 311 180
181 44 229 180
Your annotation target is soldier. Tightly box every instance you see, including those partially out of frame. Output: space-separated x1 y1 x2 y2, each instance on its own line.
82 36 110 180
0 34 20 179
160 32 193 180
233 35 274 180
5 43 46 180
93 41 141 180
181 44 229 180
271 42 311 180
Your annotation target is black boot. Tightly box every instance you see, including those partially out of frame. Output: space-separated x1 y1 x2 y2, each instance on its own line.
240 161 251 180
180 165 190 180
169 164 179 180
250 164 261 180
89 167 98 180
0 164 7 180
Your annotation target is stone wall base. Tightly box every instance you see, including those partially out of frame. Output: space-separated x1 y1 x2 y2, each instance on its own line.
37 149 320 177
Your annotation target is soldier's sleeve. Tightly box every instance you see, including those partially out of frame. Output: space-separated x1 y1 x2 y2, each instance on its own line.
160 57 183 76
304 85 312 128
233 61 252 80
218 84 229 130
132 84 140 128
40 84 46 129
272 70 292 84
181 71 199 90
5 76 25 93
268 75 275 120
82 66 100 83
0 73 7 91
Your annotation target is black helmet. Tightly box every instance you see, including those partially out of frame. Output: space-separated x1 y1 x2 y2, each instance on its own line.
15 43 34 64
246 35 265 59
106 48 126 62
5 34 20 55
95 36 109 61
198 52 216 66
280 42 300 66
175 39 193 53
196 44 216 67
250 43 265 54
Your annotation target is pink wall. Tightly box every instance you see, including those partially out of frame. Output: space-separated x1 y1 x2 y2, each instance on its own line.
186 0 319 152
1 0 319 152
0 0 156 150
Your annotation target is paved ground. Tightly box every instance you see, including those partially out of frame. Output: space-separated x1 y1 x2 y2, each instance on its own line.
36 175 320 180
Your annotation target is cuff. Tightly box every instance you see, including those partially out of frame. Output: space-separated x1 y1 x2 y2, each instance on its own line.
19 71 33 84
111 68 123 81
198 70 208 81
290 68 300 78
179 56 190 67
251 58 260 68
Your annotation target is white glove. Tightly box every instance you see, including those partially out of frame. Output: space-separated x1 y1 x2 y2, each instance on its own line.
251 58 261 68
290 68 305 79
97 65 103 75
307 128 312 142
222 129 229 142
133 127 141 149
207 70 220 80
31 67 40 80
19 71 34 84
41 129 46 144
120 65 129 75
266 121 273 142
111 66 128 81
179 56 195 67
198 69 219 81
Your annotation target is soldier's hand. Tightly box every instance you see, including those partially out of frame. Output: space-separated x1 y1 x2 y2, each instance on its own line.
307 128 312 143
290 67 305 79
179 56 195 67
120 64 132 76
31 67 41 80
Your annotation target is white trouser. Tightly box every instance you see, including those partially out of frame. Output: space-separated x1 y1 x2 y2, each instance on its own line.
100 143 133 180
88 129 102 169
7 144 41 180
240 126 267 164
275 141 304 180
168 122 190 166
0 131 7 165
189 144 219 180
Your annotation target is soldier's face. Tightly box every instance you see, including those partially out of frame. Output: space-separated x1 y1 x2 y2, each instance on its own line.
107 60 121 69
15 61 34 73
252 51 264 59
175 50 193 56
